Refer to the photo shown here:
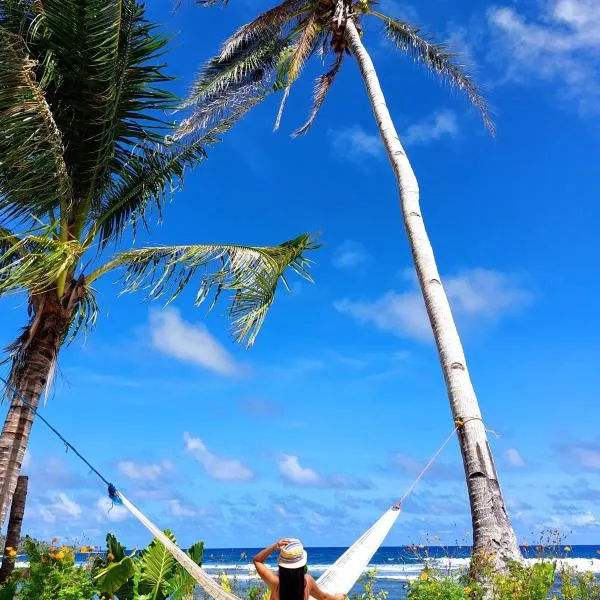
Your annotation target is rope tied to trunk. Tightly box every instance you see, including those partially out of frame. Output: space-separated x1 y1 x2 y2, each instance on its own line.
454 416 500 439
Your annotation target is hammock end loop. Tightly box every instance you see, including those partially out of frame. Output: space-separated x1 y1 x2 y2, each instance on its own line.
108 483 122 505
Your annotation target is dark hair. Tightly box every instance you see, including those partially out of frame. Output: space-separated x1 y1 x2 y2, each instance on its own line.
278 566 305 600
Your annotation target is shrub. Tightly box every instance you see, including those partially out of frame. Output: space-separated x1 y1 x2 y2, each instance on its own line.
18 539 96 600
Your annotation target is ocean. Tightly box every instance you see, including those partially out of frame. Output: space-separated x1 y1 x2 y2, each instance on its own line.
199 545 600 599
13 545 600 598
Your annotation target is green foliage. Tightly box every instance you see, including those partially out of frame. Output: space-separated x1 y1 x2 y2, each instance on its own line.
18 539 96 600
407 578 470 600
0 582 17 600
351 569 388 600
491 562 555 600
185 0 492 138
558 566 600 600
92 531 203 600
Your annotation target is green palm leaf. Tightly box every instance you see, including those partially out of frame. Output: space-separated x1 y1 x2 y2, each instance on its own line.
0 231 81 297
89 234 317 345
0 29 71 223
370 10 494 134
137 530 178 600
165 541 204 600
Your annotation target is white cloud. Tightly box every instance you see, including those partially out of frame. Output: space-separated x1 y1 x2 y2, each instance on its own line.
149 308 241 376
504 448 526 468
487 0 600 115
335 268 532 341
278 455 321 485
39 493 82 523
169 498 200 518
332 240 369 269
329 126 383 162
568 446 600 470
117 460 174 482
402 109 459 146
96 497 130 523
571 511 599 526
184 433 254 481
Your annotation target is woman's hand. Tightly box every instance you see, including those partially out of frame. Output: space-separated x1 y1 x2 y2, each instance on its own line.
276 538 291 550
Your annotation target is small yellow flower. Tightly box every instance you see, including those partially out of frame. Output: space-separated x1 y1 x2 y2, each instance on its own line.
5 547 13 553
107 552 115 561
418 544 425 549
80 546 88 553
564 546 571 552
8 549 17 558
464 586 472 594
55 551 65 560
419 572 429 581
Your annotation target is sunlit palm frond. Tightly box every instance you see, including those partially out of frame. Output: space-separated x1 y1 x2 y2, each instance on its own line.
179 35 289 137
370 11 494 134
0 29 71 223
273 12 320 130
0 233 81 297
92 234 318 345
293 52 343 136
217 0 304 61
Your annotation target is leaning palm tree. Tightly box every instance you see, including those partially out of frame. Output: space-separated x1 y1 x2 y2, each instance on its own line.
182 0 521 570
0 0 316 529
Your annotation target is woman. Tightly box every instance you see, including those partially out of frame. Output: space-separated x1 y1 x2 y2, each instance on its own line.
253 539 345 600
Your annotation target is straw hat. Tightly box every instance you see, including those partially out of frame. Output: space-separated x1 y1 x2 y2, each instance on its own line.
277 539 307 569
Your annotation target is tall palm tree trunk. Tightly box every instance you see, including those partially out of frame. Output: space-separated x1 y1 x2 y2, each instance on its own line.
0 475 28 584
0 293 70 529
344 19 521 570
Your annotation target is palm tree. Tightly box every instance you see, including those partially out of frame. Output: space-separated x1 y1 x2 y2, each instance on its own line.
0 0 316 529
182 0 521 569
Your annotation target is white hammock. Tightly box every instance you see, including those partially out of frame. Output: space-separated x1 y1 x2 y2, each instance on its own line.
117 492 401 600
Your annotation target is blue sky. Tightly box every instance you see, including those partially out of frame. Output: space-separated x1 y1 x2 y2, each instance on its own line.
1 0 600 550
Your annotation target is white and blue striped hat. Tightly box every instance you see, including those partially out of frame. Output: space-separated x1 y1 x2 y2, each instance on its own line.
277 539 307 569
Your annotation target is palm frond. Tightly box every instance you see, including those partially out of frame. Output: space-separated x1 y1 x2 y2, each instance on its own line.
39 0 176 229
217 0 304 61
66 285 99 345
293 52 343 136
179 35 288 137
0 29 71 222
370 10 494 134
0 232 80 297
92 234 318 345
273 12 320 130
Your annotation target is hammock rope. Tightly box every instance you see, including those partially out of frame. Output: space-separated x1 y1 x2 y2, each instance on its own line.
0 375 477 599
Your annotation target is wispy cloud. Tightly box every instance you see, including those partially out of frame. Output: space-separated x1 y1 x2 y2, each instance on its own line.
563 441 600 470
487 0 600 115
277 454 371 489
504 448 526 468
335 268 532 341
149 308 242 376
403 109 459 146
38 492 82 523
169 498 201 518
332 240 369 269
329 126 383 162
117 460 175 482
184 433 254 481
